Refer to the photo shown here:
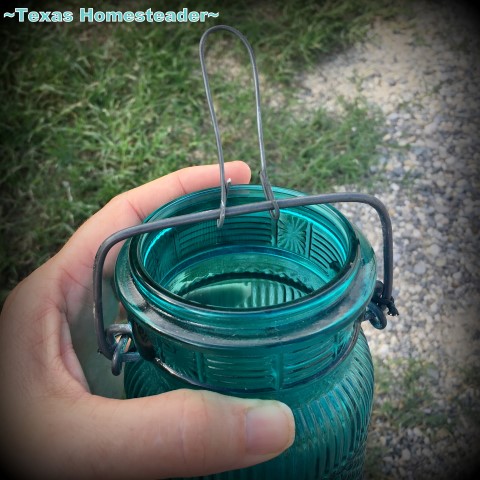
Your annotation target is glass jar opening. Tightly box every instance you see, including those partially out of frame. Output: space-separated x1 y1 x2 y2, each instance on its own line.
132 185 358 313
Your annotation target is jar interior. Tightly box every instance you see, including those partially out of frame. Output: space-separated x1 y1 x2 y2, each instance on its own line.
138 198 353 310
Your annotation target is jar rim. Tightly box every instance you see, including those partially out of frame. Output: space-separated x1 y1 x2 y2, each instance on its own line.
115 185 376 343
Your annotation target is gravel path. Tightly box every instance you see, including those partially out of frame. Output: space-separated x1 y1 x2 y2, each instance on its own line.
297 2 480 478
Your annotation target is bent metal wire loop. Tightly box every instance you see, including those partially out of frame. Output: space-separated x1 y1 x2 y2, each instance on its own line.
199 25 279 226
92 25 398 375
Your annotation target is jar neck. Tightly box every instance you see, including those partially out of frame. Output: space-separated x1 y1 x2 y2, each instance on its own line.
137 319 362 394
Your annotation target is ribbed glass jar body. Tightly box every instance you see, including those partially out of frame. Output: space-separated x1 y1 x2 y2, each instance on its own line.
115 185 377 480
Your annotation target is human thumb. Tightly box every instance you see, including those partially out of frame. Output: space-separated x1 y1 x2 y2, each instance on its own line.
74 389 294 479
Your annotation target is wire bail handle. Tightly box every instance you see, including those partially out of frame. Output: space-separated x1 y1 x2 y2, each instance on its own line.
93 25 399 376
199 25 279 227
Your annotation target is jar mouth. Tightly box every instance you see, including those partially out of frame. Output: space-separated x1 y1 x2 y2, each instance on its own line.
120 185 363 334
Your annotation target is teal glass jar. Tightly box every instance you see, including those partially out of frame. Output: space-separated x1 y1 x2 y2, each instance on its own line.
114 184 378 480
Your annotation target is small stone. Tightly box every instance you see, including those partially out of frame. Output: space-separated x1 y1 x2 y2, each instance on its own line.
427 367 440 381
424 122 438 135
434 213 448 226
414 261 427 275
428 244 441 257
436 428 450 441
454 285 465 297
435 204 450 214
430 303 439 314
422 447 433 457
432 159 443 170
401 449 411 461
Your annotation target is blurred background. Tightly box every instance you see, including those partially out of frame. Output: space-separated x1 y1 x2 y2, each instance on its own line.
1 1 479 478
0 0 394 296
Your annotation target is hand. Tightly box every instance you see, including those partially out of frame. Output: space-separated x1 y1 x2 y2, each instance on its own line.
0 162 295 479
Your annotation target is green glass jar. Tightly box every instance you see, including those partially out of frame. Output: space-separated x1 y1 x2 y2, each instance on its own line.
114 184 377 480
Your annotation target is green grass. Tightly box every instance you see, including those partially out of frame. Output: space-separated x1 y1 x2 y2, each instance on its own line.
364 358 443 479
373 358 448 430
0 0 399 296
365 356 480 478
371 357 471 435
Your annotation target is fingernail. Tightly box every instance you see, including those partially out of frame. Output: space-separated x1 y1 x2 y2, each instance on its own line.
245 401 295 455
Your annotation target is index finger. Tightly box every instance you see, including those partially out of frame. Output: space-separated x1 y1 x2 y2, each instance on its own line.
58 161 251 286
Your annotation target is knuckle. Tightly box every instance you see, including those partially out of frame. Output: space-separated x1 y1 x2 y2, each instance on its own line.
175 390 247 474
106 193 127 212
108 193 143 222
178 390 210 469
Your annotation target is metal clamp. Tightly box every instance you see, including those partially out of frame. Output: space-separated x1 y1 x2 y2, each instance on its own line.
104 323 140 375
93 25 398 375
